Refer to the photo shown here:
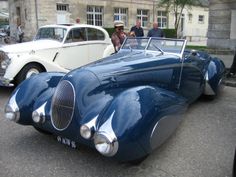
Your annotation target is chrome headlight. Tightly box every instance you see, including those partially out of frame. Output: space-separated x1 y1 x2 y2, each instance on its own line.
94 132 118 157
32 102 47 124
80 125 92 139
1 58 11 69
32 110 45 123
4 104 20 122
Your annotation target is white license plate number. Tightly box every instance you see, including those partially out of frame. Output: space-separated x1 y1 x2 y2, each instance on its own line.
57 136 77 149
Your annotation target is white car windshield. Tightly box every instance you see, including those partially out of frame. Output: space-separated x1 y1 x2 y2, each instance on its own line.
35 27 67 42
121 37 186 56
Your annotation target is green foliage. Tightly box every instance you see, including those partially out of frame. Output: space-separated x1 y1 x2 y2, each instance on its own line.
186 45 207 51
163 29 177 38
104 28 115 37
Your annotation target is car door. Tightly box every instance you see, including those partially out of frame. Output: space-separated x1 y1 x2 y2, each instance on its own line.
86 27 109 62
55 27 89 70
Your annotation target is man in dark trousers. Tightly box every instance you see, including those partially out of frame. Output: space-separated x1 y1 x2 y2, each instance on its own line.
147 22 165 37
226 52 236 77
130 20 144 37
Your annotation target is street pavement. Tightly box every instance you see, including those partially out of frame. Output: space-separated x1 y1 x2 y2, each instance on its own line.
0 86 236 177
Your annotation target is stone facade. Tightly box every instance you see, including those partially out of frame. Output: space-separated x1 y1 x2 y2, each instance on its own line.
208 0 236 50
8 0 209 42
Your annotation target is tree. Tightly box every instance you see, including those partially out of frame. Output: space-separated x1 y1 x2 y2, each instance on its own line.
159 0 203 37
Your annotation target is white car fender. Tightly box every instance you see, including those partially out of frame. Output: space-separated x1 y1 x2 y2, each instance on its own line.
3 54 68 81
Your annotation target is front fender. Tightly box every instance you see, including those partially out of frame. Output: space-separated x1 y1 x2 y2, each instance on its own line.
96 86 188 161
4 55 68 81
6 72 65 125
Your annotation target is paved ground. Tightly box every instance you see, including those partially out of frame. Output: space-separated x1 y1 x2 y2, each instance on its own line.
0 86 236 177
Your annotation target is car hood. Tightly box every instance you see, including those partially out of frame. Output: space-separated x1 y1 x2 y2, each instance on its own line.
0 40 62 53
83 50 180 79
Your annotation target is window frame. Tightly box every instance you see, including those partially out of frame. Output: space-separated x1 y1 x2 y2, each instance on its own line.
157 11 167 29
114 7 128 27
87 6 104 26
137 9 149 28
198 15 204 24
56 3 69 12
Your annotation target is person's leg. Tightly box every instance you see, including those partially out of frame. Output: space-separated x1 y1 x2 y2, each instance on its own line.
227 53 236 77
229 53 236 74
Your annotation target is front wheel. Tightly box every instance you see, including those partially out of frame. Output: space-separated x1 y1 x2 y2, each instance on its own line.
15 63 44 85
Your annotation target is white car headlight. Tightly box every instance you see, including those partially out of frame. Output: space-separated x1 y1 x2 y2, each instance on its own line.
32 110 45 123
94 132 118 157
80 125 92 139
5 104 20 122
1 58 11 69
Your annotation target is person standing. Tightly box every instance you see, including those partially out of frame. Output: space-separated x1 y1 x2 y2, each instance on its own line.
147 22 165 37
226 52 236 77
17 24 24 43
130 20 144 37
111 20 127 52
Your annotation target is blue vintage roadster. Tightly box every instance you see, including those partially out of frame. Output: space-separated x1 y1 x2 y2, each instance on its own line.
4 37 225 162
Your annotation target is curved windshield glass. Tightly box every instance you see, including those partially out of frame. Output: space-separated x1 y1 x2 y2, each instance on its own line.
121 37 186 56
35 27 67 42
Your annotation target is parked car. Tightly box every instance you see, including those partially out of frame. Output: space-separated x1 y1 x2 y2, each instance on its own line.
4 37 225 163
0 24 113 86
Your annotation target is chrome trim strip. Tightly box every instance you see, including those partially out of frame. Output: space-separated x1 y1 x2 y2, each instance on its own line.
203 72 215 95
84 115 99 130
98 111 117 142
7 88 20 122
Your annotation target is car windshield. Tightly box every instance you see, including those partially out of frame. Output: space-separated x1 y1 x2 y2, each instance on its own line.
121 37 186 56
34 27 67 42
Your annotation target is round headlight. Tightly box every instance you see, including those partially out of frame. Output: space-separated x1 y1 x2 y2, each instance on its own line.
32 110 45 123
80 125 92 139
1 58 11 69
94 133 118 157
4 104 19 122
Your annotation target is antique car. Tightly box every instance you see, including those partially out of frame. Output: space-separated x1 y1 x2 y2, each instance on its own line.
0 24 113 86
4 37 225 163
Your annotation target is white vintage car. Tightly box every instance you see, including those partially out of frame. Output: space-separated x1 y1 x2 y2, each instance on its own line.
0 24 114 86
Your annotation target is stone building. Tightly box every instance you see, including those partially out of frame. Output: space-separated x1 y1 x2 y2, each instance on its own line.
8 0 209 41
207 0 236 50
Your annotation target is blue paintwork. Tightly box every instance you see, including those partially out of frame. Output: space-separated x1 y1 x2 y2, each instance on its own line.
6 38 225 162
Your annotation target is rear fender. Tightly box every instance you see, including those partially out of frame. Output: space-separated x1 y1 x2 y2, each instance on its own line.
96 86 187 161
204 58 225 96
7 72 65 125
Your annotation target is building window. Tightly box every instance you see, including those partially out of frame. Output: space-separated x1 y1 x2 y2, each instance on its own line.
137 9 148 27
114 8 128 26
87 6 103 26
57 4 69 12
157 11 167 28
198 15 204 24
188 13 193 23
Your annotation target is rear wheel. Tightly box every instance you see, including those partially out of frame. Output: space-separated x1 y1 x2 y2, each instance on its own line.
15 63 44 85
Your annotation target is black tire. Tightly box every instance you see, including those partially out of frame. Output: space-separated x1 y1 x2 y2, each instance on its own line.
34 126 52 135
15 63 44 85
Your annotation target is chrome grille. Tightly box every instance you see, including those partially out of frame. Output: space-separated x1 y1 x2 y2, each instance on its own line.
0 50 7 63
0 51 7 76
51 80 75 130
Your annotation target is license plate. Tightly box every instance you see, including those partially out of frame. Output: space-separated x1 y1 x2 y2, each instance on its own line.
57 136 77 149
